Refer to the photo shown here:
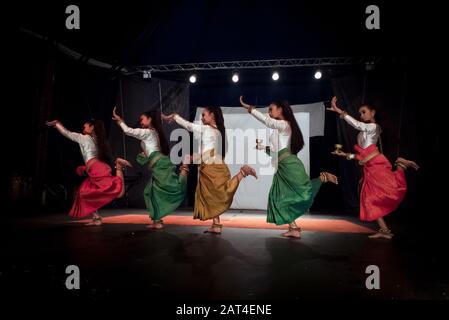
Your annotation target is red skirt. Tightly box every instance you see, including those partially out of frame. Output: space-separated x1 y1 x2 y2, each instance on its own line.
355 144 407 221
69 158 123 218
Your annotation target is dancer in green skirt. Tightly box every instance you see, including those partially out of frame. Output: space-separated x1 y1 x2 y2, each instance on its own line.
240 96 338 238
112 107 189 229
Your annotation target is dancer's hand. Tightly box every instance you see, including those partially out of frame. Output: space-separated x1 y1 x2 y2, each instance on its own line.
162 113 176 122
331 150 347 157
112 106 123 122
46 120 59 127
239 95 253 110
326 96 344 114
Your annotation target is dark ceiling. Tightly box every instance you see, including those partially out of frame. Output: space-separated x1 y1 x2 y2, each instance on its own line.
11 0 435 68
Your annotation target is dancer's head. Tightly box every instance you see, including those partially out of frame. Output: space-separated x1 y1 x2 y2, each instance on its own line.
204 106 226 159
85 119 112 163
139 112 153 128
201 108 216 126
268 102 284 120
269 101 305 154
359 104 376 123
82 122 94 135
141 110 169 155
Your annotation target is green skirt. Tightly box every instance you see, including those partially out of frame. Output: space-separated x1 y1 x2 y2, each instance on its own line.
137 151 187 221
267 148 322 225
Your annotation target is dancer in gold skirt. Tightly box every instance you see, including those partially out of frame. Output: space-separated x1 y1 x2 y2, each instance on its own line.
163 107 257 234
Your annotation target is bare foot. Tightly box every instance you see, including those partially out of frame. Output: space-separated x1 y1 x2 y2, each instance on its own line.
281 228 301 238
180 155 192 175
85 218 102 226
147 222 164 229
320 172 338 184
368 228 393 240
241 165 258 179
396 157 419 170
204 226 222 234
115 158 132 169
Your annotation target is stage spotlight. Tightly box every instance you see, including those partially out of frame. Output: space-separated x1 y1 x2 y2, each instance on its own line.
189 74 197 84
365 61 375 71
314 70 322 79
272 71 280 81
232 73 239 83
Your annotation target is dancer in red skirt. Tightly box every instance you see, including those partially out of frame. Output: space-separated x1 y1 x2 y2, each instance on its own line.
46 119 131 225
327 97 419 239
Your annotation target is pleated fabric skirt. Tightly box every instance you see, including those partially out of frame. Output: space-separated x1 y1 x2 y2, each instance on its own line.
194 162 240 221
267 148 322 225
355 144 407 221
69 158 123 218
137 151 187 221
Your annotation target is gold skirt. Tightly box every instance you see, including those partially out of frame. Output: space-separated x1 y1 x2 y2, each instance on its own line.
194 153 240 220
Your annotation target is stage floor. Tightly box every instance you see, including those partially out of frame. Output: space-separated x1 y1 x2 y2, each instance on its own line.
1 209 448 302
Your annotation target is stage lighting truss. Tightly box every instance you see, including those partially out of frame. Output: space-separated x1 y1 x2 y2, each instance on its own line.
19 28 382 77
134 57 382 74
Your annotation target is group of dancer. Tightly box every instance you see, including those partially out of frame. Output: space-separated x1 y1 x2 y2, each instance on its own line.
46 95 419 239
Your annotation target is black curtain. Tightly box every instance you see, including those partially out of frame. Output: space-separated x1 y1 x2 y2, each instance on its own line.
8 31 121 214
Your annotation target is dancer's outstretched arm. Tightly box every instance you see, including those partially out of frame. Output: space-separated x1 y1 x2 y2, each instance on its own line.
112 107 151 140
46 120 89 144
239 96 288 130
331 149 355 160
327 96 376 132
162 113 203 134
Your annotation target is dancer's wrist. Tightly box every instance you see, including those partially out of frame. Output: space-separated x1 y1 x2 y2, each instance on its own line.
346 153 355 160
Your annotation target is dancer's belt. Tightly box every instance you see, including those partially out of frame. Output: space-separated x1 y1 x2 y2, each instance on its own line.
277 150 292 163
148 154 163 169
358 151 380 165
195 149 224 165
85 158 98 172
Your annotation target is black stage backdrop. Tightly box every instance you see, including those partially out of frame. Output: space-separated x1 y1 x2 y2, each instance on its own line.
7 32 117 214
